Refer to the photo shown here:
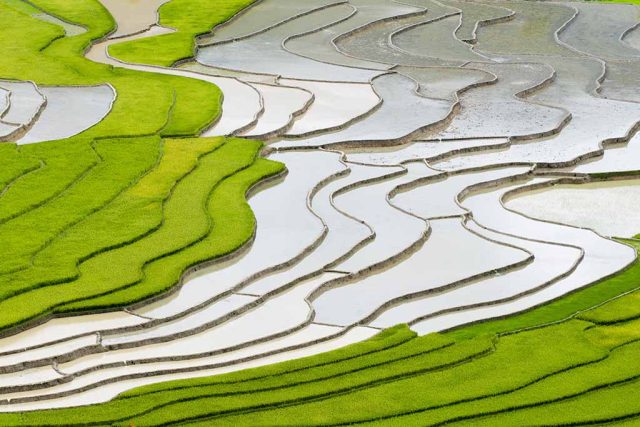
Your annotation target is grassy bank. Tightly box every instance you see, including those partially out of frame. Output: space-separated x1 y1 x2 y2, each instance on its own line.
6 276 640 425
0 0 283 332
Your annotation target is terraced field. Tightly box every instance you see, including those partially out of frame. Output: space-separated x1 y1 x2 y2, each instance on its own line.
2 0 640 424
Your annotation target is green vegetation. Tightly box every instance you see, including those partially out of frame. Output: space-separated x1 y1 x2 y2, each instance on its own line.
0 137 283 330
1 241 639 425
0 144 41 193
0 0 283 333
0 137 163 276
109 0 256 66
2 0 640 425
7 282 640 426
1 0 221 138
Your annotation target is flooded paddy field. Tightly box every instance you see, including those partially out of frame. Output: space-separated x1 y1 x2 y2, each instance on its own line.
1 0 640 421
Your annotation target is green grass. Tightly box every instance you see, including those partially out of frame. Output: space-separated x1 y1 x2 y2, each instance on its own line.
0 232 636 425
108 0 256 67
62 141 282 313
21 137 221 273
0 137 162 276
0 141 99 224
1 0 221 139
578 283 640 324
0 0 284 333
0 143 41 192
179 322 600 427
0 137 220 300
463 381 640 426
5 313 638 426
0 137 283 331
365 341 640 426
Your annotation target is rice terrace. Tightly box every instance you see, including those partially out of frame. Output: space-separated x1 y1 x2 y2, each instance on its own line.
3 0 640 425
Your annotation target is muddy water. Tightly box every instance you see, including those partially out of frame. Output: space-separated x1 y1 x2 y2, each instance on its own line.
507 180 640 238
391 14 489 63
559 2 640 60
282 79 380 137
432 61 566 140
196 3 381 81
199 0 342 45
273 73 453 149
442 0 513 43
17 85 115 145
312 217 528 326
98 0 171 37
0 326 377 411
284 0 413 70
372 219 582 328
